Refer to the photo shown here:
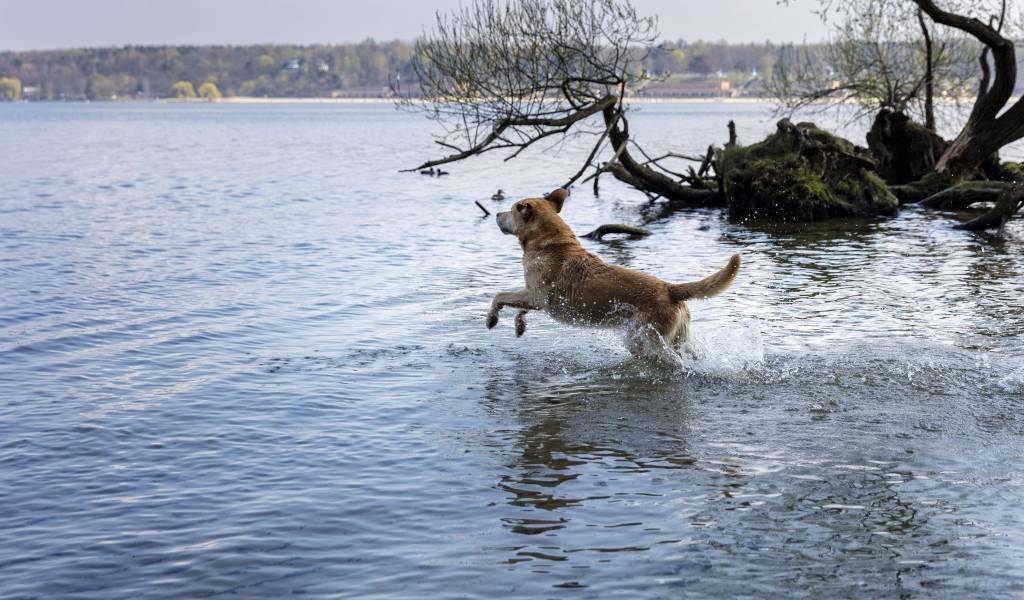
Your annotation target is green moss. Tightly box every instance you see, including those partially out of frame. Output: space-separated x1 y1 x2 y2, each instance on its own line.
719 119 898 222
998 161 1024 182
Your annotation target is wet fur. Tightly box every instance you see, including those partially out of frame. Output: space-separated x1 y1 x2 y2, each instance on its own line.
487 188 740 358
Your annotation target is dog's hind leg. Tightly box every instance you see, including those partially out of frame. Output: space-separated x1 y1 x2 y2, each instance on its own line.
485 290 537 331
670 306 699 359
624 319 678 363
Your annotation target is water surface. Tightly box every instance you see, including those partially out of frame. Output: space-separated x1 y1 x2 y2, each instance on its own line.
1 102 1023 598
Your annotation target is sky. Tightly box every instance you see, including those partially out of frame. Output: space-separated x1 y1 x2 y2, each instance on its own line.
0 0 829 52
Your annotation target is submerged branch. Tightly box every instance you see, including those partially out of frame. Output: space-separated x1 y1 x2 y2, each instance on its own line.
581 223 652 239
954 184 1024 230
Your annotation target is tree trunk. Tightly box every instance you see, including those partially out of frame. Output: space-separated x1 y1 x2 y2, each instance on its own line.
934 122 997 177
867 109 947 185
914 0 1023 178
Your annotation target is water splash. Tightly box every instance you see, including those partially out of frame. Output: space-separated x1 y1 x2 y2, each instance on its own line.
997 367 1024 394
681 320 766 377
611 318 765 378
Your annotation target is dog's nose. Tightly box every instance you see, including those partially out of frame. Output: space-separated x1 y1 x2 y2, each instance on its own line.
495 212 511 235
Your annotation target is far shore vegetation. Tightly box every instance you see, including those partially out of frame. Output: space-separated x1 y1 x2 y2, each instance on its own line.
0 40 851 101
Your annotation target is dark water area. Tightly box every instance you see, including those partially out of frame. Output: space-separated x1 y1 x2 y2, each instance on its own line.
1 102 1023 598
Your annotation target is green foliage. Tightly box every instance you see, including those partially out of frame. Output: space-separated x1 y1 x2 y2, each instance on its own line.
170 81 196 98
996 161 1024 182
198 81 221 99
85 74 116 100
0 77 20 100
257 54 275 71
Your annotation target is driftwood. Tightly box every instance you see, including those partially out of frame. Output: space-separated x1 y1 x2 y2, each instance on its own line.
474 200 491 216
581 223 652 240
919 180 1010 209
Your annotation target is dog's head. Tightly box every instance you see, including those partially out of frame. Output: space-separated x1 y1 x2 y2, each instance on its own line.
496 188 570 246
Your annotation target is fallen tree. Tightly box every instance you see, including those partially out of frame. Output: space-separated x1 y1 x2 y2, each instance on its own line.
400 0 725 208
401 0 1020 231
776 0 1024 228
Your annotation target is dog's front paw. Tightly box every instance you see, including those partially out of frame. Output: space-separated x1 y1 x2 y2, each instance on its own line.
514 311 527 337
485 310 499 329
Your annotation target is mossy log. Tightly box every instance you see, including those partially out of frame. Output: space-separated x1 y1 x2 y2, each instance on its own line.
717 119 898 222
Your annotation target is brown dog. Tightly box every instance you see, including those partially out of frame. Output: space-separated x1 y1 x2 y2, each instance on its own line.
487 188 740 359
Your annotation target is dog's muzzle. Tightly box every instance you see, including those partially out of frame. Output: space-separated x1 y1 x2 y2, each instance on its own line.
496 211 515 235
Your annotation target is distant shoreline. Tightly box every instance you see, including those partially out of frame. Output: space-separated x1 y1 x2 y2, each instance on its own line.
213 96 775 105
3 96 775 105
6 96 986 106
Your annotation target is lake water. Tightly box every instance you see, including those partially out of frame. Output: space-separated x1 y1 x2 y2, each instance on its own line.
1 102 1023 598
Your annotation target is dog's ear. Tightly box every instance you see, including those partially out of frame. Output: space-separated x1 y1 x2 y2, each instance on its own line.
516 202 533 221
544 188 568 213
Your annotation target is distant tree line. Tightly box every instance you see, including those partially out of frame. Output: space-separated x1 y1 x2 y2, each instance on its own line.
0 39 791 100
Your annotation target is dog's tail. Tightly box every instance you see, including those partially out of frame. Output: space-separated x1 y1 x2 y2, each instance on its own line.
668 254 740 302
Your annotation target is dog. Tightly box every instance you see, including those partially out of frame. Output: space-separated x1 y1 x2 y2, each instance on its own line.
486 188 740 359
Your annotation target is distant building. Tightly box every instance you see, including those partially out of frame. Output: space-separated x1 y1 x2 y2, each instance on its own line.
637 77 733 98
282 57 303 71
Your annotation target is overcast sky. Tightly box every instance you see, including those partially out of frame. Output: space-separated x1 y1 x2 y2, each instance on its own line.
0 0 829 52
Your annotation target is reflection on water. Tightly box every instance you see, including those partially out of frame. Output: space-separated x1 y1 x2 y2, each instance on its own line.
0 102 1022 598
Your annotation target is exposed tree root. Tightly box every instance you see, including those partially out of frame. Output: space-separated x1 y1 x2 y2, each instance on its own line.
953 185 1024 230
